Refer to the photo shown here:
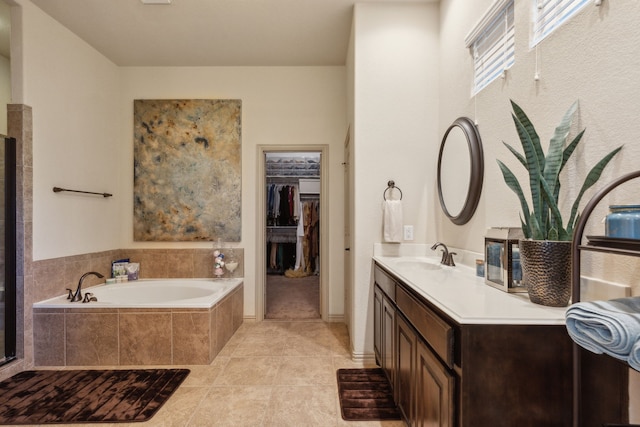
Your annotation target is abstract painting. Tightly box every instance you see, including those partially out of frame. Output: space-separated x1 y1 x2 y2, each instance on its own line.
133 99 241 241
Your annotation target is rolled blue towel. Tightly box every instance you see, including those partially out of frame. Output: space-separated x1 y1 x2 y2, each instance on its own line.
565 297 640 361
629 340 640 371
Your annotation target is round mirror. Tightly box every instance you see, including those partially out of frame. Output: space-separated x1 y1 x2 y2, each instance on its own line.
437 117 484 225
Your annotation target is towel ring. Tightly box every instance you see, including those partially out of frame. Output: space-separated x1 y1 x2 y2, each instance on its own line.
383 180 403 200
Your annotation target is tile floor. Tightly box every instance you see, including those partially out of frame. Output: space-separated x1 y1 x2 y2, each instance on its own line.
48 320 406 427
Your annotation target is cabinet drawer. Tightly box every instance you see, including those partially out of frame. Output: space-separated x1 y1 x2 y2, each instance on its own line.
396 285 453 368
374 265 396 301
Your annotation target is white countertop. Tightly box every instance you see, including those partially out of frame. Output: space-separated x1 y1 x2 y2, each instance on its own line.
373 255 568 325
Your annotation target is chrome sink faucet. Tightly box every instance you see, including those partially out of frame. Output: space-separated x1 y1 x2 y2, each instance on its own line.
430 242 456 266
67 271 104 303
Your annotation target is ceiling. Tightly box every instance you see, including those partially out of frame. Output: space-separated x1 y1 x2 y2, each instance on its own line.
29 0 435 67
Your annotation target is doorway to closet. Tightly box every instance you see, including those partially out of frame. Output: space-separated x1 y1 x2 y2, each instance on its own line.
264 151 320 320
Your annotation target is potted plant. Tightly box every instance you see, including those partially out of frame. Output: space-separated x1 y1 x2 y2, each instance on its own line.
497 100 622 306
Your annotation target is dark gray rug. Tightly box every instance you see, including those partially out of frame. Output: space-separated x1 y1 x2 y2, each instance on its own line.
0 369 189 424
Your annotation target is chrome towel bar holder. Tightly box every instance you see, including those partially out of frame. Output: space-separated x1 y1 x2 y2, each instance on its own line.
383 180 403 200
53 187 113 198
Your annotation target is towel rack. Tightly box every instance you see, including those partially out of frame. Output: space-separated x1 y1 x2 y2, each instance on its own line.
570 170 640 427
383 180 402 200
53 187 113 198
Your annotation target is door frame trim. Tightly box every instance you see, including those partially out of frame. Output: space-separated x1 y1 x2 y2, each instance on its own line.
256 145 329 321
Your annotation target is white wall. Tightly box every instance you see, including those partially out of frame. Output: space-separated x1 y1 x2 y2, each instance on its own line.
119 66 347 318
0 55 10 134
439 0 640 419
345 14 355 344
10 1 347 319
14 0 122 260
349 2 440 358
438 0 640 289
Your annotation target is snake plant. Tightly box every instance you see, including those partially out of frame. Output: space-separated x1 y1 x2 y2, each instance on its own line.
497 100 622 241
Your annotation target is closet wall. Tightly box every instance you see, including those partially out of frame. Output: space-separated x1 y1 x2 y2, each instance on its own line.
265 153 320 275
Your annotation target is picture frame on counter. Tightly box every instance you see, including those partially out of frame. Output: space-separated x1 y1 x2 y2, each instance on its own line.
484 227 526 293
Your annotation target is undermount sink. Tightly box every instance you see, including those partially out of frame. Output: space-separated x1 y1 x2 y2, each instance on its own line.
394 260 441 271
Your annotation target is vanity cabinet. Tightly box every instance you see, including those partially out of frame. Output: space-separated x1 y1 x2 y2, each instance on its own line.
374 263 574 427
415 335 455 427
396 311 455 427
374 267 397 389
397 284 454 427
396 314 415 422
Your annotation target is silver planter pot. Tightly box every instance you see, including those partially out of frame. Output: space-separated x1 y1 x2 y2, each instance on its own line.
519 239 572 307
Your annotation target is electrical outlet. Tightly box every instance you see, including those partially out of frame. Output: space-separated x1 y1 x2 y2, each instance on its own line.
403 225 414 241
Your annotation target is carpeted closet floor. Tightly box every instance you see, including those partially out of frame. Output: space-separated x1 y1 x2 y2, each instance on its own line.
266 274 320 320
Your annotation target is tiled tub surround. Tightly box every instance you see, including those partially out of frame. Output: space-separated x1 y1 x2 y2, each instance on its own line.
31 248 245 307
32 280 243 366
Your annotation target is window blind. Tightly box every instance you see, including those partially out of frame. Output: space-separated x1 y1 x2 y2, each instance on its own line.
532 0 590 46
465 0 515 96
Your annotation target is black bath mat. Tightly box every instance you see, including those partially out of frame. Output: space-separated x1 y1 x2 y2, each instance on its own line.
0 368 189 424
337 368 401 421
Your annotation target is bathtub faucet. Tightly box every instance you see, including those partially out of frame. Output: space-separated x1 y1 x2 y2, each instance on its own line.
67 271 104 303
430 242 456 266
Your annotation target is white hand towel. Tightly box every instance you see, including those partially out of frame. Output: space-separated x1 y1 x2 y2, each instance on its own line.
383 200 403 243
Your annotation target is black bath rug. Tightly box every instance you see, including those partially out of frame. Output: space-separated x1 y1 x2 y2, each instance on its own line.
0 368 189 424
337 368 401 421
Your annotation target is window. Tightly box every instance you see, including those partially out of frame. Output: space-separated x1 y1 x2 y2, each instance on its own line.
465 0 515 96
532 0 590 46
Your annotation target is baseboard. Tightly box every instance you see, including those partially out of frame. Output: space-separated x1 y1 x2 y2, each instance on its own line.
327 314 344 323
350 349 377 364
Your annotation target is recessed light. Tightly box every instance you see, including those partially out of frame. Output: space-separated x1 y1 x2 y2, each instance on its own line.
140 0 171 4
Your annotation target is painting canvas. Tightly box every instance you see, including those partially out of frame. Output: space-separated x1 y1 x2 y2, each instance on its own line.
133 99 242 241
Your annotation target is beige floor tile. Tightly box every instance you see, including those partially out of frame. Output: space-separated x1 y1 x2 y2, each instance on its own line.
284 334 350 357
213 356 281 386
30 321 403 427
142 385 210 426
189 385 273 426
288 321 347 336
282 334 334 357
244 321 296 338
263 385 338 427
215 330 247 357
274 356 337 386
231 333 288 357
180 357 229 387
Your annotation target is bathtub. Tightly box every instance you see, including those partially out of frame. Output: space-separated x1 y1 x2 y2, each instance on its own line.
33 278 244 366
34 278 243 309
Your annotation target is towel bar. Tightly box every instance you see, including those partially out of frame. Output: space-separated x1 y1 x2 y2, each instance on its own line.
383 180 402 200
53 187 113 198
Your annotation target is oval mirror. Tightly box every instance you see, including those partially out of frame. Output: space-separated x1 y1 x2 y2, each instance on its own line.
437 117 484 225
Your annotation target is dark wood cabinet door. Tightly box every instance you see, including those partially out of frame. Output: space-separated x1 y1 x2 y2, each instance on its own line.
396 314 416 425
373 286 382 365
415 339 454 427
382 296 396 387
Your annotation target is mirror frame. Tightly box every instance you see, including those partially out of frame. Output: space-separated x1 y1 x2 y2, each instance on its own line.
437 117 484 225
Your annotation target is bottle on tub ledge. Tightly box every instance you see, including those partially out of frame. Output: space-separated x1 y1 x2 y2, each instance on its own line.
214 238 225 278
110 259 139 283
225 247 239 276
